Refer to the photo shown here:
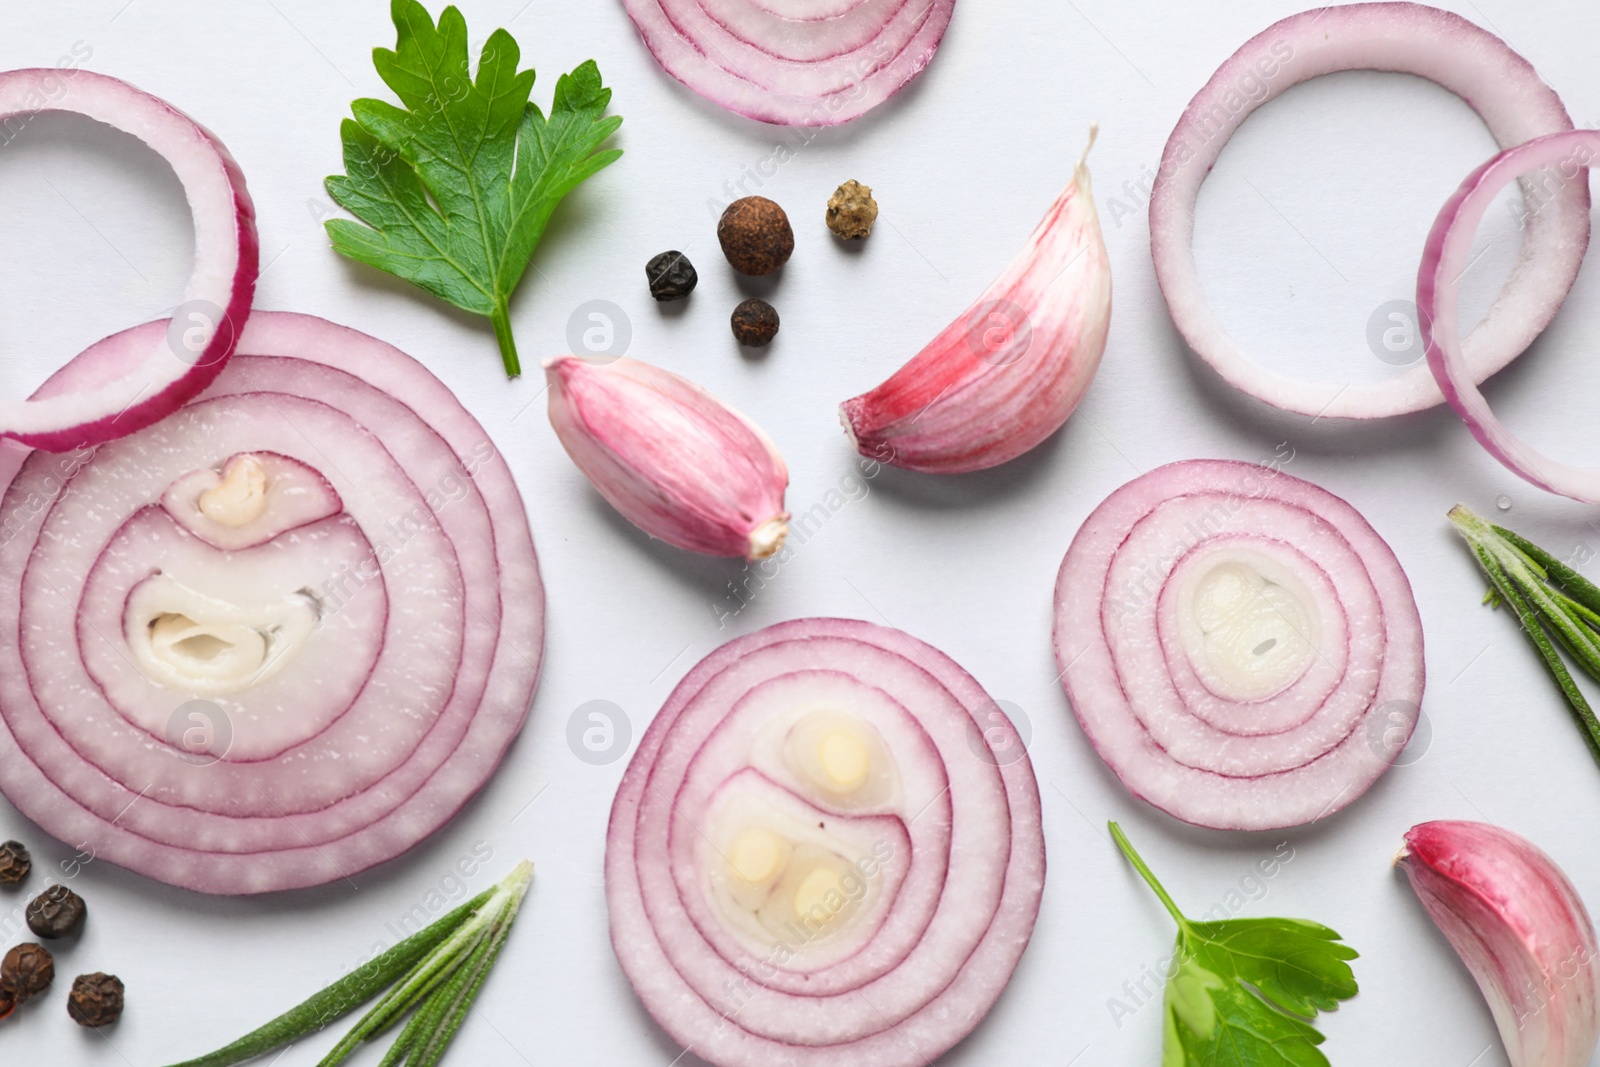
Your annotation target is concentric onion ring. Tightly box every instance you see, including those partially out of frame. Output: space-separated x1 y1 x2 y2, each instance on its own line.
1053 460 1424 830
1149 2 1588 419
1421 129 1600 502
0 311 542 894
0 69 257 450
619 0 955 126
606 618 1043 1066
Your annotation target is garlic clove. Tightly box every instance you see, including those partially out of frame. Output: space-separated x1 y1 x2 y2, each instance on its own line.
544 356 790 560
839 125 1112 473
1397 820 1600 1067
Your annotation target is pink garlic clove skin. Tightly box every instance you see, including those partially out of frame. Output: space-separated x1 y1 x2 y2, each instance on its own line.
839 126 1111 474
1398 820 1600 1067
544 356 790 561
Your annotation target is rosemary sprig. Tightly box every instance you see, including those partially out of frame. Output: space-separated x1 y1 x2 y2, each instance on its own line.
164 861 534 1067
1450 505 1600 763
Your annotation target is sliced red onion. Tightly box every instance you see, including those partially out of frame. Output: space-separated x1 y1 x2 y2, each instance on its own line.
0 69 257 450
606 618 1043 1066
1053 460 1424 830
1149 2 1587 419
620 0 955 126
0 312 542 894
1420 129 1600 501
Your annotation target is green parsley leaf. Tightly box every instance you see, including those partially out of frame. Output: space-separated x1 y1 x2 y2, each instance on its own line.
1110 822 1359 1067
325 0 623 377
1175 980 1328 1066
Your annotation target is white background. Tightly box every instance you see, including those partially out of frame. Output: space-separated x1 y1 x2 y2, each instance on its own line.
1 0 1600 1063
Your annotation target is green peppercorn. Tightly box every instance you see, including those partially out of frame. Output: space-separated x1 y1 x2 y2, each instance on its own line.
826 180 878 240
26 884 87 939
0 840 29 886
68 972 123 1028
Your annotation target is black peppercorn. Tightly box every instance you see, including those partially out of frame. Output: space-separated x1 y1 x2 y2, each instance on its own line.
717 197 794 276
1 943 54 1002
68 972 123 1028
0 840 29 886
645 250 698 301
731 299 780 347
26 884 87 939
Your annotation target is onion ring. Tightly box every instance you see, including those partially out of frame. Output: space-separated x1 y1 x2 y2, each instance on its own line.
1149 2 1587 419
1420 129 1600 501
606 618 1043 1066
0 312 542 894
0 69 257 450
1054 459 1424 830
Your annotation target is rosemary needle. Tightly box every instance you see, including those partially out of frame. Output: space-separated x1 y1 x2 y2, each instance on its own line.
1450 505 1600 762
163 861 533 1067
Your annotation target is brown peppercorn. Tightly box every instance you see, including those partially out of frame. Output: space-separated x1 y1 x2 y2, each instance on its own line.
0 841 29 886
0 987 15 1022
731 299 780 347
717 197 794 276
68 972 123 1028
27 884 87 939
1 943 54 1002
826 180 878 240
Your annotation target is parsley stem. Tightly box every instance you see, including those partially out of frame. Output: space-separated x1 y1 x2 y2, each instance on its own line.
490 303 520 378
1108 821 1190 930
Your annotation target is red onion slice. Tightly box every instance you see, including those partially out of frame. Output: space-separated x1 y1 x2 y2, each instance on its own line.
20 392 465 814
606 618 1043 1066
0 69 257 450
1420 129 1600 501
1149 2 1587 419
0 312 542 894
620 0 955 126
1054 460 1424 830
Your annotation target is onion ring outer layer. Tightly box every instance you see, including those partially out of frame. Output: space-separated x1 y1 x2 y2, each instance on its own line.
1420 129 1600 502
1149 2 1587 419
0 69 257 450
